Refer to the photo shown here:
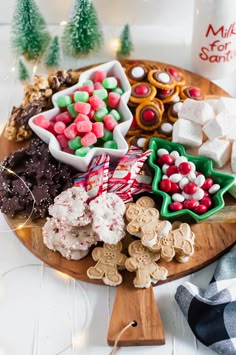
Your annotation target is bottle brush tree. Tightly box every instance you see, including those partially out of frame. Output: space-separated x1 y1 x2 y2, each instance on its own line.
116 24 133 58
18 58 30 82
62 0 103 57
11 0 51 61
43 36 61 69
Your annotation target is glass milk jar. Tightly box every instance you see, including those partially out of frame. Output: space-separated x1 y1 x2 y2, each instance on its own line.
192 0 236 80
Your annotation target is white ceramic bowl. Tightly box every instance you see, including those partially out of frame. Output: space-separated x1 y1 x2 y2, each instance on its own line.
29 60 132 172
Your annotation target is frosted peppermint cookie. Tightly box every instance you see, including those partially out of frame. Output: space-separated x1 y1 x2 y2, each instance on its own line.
89 193 126 244
43 218 98 260
49 186 92 227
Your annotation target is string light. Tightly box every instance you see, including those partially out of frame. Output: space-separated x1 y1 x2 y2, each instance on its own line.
0 164 36 233
60 21 67 26
72 329 89 349
110 37 121 53
10 66 16 72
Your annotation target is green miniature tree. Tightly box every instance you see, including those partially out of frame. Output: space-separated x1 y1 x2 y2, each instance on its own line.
43 36 61 69
18 58 30 82
117 24 133 58
11 0 51 61
62 0 103 57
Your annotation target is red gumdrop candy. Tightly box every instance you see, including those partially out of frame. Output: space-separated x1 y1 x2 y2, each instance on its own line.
170 182 181 194
108 92 121 108
64 123 78 139
54 121 66 134
194 204 207 214
183 182 197 194
81 132 97 147
94 82 104 90
104 114 118 130
161 154 175 165
92 122 104 138
169 202 183 211
55 111 72 124
89 95 105 111
167 165 179 177
134 84 149 95
183 199 198 210
47 122 57 135
34 115 50 129
178 162 192 175
57 134 69 149
93 70 106 83
88 109 95 120
76 120 92 133
78 83 94 95
74 113 90 124
200 196 212 209
63 146 74 154
201 178 214 190
74 101 91 115
159 179 172 192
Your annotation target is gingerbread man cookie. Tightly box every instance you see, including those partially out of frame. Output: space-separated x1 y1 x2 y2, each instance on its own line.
147 223 195 263
87 242 127 286
125 240 168 288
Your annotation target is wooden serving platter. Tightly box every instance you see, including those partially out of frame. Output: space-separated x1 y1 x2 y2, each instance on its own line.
1 60 236 347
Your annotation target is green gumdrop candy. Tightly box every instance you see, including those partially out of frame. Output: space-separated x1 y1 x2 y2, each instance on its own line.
112 87 124 95
83 79 93 85
74 91 89 102
94 107 108 122
67 104 77 118
103 140 118 149
110 109 121 121
102 77 118 90
68 136 82 150
93 89 108 100
75 146 90 157
102 129 113 141
57 95 72 107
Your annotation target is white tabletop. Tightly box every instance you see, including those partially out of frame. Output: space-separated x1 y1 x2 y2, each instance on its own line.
0 24 236 355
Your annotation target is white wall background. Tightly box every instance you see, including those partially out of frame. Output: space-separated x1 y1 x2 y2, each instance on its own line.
0 0 194 26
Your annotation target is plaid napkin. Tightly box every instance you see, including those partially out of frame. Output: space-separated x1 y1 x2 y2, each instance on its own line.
175 245 236 355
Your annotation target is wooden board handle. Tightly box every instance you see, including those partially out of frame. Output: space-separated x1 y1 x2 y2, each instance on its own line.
107 272 165 346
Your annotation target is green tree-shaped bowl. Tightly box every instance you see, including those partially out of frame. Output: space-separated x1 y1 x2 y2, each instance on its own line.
149 138 235 222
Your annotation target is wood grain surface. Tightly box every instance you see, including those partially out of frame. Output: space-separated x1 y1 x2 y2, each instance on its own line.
1 60 236 347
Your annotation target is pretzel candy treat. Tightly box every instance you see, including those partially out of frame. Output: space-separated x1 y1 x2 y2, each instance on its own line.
148 69 176 90
129 82 157 104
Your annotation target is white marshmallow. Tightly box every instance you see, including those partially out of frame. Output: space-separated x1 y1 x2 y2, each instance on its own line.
231 141 236 173
215 97 236 114
203 111 230 141
198 139 231 168
226 120 236 142
205 99 218 113
178 98 215 125
172 118 202 147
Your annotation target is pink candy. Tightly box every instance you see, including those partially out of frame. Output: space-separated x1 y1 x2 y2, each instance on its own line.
55 112 72 124
81 132 97 146
34 115 50 129
74 102 91 115
93 70 106 83
76 120 92 133
78 83 94 95
54 121 66 134
108 92 121 108
64 123 78 139
104 114 118 130
89 95 105 110
92 122 104 138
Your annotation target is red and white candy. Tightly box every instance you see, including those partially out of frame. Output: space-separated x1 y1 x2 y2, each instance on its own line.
157 148 221 214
